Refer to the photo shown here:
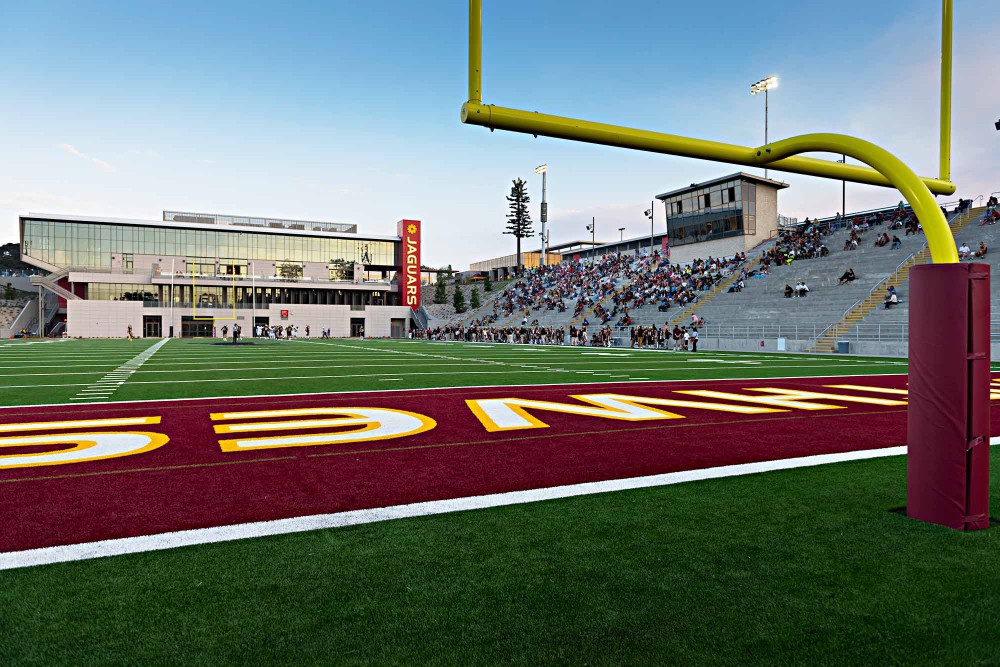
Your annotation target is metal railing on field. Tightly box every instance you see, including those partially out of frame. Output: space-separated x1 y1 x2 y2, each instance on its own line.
610 322 1000 342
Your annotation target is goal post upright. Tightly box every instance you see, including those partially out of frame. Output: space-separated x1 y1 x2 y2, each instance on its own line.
461 0 989 530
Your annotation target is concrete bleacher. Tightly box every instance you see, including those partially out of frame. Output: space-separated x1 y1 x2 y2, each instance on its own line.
446 204 990 352
0 298 31 335
858 207 997 329
622 223 930 335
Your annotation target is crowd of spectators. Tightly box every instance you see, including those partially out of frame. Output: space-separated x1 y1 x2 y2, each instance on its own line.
470 249 749 327
597 252 747 323
486 253 634 322
421 325 566 345
981 195 999 225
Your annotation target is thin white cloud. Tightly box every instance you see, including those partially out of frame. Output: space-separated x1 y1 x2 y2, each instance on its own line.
127 148 161 159
55 143 114 172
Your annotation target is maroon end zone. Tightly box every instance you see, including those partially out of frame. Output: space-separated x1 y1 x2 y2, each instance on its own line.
0 374 983 553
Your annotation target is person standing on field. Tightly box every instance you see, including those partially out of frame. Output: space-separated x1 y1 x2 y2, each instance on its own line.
690 327 699 352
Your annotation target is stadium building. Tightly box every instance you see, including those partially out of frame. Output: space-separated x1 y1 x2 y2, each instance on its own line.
19 210 422 338
657 173 788 264
468 173 788 273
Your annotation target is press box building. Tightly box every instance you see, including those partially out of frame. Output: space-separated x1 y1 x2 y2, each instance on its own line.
19 210 422 339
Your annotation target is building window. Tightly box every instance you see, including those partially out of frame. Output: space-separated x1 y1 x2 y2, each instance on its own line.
703 193 711 208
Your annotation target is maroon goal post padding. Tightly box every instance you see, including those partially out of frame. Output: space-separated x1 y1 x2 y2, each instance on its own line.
908 262 991 530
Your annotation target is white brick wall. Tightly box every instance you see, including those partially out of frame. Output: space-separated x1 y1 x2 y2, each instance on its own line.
66 302 412 339
66 300 144 338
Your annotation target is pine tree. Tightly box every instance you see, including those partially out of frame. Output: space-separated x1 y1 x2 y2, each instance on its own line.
504 178 534 274
483 273 493 292
470 287 481 310
453 286 467 313
433 278 447 304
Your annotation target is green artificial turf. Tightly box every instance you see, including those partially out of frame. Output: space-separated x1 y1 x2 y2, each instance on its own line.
0 337 914 407
1 455 997 665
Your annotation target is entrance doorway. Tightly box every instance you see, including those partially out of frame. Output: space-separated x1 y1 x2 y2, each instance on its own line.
143 316 162 338
254 316 269 337
350 318 365 338
181 317 214 338
390 318 406 338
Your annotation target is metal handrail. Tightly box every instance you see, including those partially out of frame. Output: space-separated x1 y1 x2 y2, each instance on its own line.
609 322 1000 343
807 205 977 344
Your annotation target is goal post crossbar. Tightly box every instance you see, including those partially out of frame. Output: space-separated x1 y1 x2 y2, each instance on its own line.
461 0 958 264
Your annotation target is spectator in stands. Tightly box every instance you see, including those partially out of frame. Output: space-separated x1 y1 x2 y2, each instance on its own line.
988 195 998 209
958 242 971 260
890 235 902 250
884 291 898 309
784 284 793 299
973 241 988 259
837 268 856 285
794 280 810 298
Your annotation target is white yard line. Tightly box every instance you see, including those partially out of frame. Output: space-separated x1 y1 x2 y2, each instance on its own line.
68 339 171 402
7 441 995 572
0 363 913 390
0 359 901 380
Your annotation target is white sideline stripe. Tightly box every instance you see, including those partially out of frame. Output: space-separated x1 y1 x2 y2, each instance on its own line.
10 441 990 572
0 372 917 411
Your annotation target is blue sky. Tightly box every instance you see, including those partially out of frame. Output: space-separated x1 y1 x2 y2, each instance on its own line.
0 0 997 267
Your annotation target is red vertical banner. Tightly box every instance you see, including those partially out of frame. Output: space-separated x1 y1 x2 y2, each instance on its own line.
661 237 669 258
397 219 421 311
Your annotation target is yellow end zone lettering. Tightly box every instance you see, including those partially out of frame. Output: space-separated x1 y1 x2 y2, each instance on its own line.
466 393 784 433
210 407 436 451
0 416 166 470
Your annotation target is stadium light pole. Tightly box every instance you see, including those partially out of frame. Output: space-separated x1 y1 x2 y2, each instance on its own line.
750 76 779 178
535 164 548 267
586 218 595 258
837 156 847 219
645 203 654 254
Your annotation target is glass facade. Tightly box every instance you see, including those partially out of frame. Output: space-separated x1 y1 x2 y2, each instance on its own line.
163 211 357 234
662 178 756 247
21 219 396 271
83 283 398 307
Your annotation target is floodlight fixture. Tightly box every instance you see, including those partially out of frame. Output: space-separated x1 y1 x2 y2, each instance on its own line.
535 164 548 174
750 76 778 95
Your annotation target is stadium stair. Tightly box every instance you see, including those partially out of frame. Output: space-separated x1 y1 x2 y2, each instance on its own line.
805 207 983 352
657 220 934 341
569 276 629 327
29 267 78 302
852 207 998 334
667 253 766 328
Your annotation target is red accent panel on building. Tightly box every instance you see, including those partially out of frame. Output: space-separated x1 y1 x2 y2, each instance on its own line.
397 220 421 310
907 263 991 530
